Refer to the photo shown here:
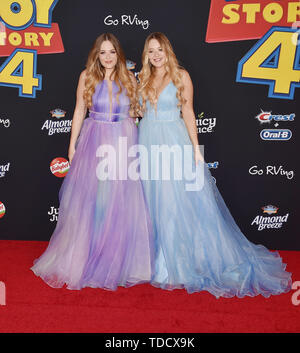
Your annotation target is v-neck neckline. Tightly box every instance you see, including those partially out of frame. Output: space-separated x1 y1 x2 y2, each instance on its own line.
104 79 114 117
155 80 172 102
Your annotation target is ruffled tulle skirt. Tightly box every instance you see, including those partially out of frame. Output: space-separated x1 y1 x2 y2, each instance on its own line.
31 116 154 290
138 116 292 298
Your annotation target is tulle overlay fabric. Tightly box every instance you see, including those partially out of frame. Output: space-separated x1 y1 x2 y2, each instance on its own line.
138 81 292 298
31 80 154 290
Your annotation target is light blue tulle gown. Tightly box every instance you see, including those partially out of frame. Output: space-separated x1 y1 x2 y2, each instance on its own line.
138 81 292 298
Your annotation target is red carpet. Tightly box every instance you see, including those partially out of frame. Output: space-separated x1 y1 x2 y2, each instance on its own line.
0 240 299 333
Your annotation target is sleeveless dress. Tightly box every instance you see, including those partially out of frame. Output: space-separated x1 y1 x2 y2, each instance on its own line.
31 80 154 290
138 81 292 298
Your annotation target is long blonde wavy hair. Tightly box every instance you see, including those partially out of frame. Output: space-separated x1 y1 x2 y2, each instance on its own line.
83 33 137 114
138 32 186 111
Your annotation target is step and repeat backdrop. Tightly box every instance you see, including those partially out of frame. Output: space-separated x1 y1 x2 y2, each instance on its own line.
0 0 299 250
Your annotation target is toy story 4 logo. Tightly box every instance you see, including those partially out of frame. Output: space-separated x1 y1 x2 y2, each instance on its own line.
206 0 300 100
0 0 64 98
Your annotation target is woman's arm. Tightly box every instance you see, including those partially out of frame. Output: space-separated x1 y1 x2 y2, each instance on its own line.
68 70 88 164
180 69 204 164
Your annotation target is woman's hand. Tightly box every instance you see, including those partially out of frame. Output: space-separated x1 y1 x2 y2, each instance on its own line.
68 145 76 165
194 145 204 165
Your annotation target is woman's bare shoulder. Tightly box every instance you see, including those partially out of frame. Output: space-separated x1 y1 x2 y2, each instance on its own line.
80 69 87 79
179 68 191 83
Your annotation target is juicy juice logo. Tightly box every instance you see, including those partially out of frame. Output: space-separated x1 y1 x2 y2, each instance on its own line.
48 205 58 222
0 0 64 98
50 157 69 177
196 112 217 134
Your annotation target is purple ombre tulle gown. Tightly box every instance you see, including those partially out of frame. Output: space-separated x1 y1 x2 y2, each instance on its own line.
31 80 154 290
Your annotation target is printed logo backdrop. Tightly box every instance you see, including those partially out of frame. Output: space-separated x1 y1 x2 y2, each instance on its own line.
0 0 299 250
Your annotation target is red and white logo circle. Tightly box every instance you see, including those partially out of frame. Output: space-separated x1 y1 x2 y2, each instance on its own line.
0 202 5 219
50 157 70 178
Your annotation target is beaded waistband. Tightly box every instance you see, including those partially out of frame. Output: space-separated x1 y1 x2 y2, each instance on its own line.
89 110 129 123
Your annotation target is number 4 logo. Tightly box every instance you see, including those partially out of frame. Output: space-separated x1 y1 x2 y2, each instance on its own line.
237 26 300 100
0 48 42 98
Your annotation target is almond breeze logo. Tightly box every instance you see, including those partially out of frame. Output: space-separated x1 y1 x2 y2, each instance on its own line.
0 162 10 178
256 111 294 141
50 108 66 118
251 205 289 231
41 109 71 135
126 60 136 71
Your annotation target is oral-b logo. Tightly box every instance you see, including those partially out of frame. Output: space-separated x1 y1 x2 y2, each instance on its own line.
260 129 292 141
